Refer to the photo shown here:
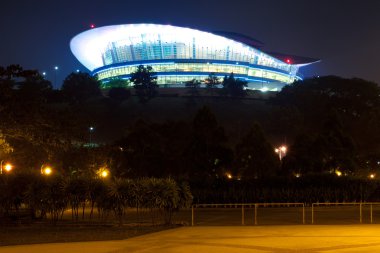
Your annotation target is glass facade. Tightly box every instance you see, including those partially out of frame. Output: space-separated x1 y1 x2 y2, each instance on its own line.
70 24 306 90
95 62 297 85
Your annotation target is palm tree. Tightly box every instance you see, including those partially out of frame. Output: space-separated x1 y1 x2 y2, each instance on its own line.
108 178 133 226
62 177 87 221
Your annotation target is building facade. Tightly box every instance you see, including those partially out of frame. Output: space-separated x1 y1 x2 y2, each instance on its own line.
70 24 318 91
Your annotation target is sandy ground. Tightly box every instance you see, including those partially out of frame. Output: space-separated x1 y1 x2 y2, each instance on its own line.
2 225 380 252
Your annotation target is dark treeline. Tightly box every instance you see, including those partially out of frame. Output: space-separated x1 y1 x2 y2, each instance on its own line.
191 176 380 204
0 174 192 225
2 64 380 205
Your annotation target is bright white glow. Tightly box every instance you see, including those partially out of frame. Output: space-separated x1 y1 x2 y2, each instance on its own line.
70 24 293 71
42 72 46 76
370 173 375 179
54 66 58 70
89 126 94 131
42 167 52 175
4 163 12 172
98 168 110 178
261 87 269 92
335 170 342 177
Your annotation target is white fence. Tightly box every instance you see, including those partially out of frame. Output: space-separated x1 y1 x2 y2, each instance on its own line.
191 202 380 226
191 203 305 226
311 202 380 224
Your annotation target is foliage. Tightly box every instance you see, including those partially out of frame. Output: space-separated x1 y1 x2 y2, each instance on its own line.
130 65 158 103
221 73 248 97
61 72 101 103
234 123 280 179
190 175 380 204
204 73 221 94
185 79 201 97
185 106 232 178
108 87 131 101
0 173 192 225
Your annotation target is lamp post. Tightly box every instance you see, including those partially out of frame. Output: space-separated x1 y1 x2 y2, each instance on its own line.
89 126 94 147
54 66 58 88
275 145 287 160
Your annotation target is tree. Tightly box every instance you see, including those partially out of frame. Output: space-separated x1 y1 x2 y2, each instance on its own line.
317 111 357 174
204 73 221 95
108 87 131 101
108 178 133 226
221 73 248 97
61 72 101 103
130 65 158 103
234 123 280 179
185 78 201 97
282 133 324 176
185 106 232 178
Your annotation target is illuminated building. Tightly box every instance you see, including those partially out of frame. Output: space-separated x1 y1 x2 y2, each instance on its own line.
70 24 318 91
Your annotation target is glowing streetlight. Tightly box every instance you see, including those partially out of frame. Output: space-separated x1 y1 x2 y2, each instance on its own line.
97 167 110 179
0 161 13 174
275 145 287 160
53 66 58 88
369 173 375 179
89 126 95 147
41 165 53 176
335 170 342 177
226 172 232 179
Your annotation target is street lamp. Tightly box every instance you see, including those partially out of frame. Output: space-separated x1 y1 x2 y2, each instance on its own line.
54 66 58 88
41 165 53 176
89 126 94 147
97 167 110 179
0 161 13 174
275 145 287 160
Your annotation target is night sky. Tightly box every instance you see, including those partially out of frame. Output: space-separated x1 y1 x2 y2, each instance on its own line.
1 0 379 88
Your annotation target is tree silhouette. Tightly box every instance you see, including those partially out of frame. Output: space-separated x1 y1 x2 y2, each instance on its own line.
61 72 101 103
204 73 221 95
130 65 158 103
222 73 247 97
234 123 280 179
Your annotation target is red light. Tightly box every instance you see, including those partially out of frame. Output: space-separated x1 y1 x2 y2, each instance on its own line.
90 24 95 28
286 59 291 64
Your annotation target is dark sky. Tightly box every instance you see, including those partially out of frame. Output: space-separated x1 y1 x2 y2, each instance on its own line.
1 0 379 88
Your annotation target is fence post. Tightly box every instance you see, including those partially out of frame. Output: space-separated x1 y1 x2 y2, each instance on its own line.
302 204 305 224
311 204 314 224
360 203 362 224
254 204 258 225
191 205 194 226
370 204 373 224
242 205 245 225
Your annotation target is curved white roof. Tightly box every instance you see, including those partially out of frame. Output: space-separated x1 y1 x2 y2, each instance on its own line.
70 24 289 72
